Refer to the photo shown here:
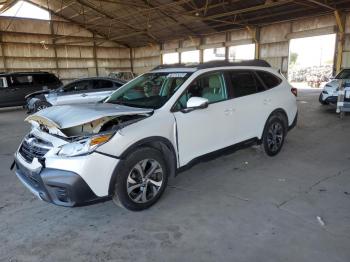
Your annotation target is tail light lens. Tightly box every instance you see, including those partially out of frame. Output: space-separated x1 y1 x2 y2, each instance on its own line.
291 87 297 97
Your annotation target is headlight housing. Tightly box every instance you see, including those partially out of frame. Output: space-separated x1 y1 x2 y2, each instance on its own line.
57 133 114 157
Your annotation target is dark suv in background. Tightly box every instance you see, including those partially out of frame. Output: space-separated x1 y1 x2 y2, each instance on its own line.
0 72 62 108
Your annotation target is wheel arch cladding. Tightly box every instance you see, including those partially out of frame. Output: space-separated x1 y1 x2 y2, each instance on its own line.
108 136 177 195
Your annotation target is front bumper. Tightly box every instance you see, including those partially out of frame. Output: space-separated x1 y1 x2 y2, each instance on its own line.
14 145 119 206
14 155 105 206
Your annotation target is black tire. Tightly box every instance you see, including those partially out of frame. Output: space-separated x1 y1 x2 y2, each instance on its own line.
112 147 169 211
34 100 51 112
319 93 328 105
262 114 286 157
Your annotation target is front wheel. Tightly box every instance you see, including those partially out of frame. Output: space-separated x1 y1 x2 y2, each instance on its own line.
319 93 328 105
262 115 286 156
112 147 168 211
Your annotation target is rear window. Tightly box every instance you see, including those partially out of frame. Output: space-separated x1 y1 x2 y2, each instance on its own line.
256 71 282 89
92 80 114 89
336 69 350 79
227 70 261 98
34 74 60 84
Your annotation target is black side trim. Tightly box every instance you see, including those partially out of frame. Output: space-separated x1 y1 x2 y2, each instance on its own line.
177 138 258 174
119 136 177 159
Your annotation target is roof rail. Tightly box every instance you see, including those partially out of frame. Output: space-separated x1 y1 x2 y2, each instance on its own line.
153 59 271 71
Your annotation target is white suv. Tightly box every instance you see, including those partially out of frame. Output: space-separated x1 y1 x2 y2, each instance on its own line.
13 60 298 211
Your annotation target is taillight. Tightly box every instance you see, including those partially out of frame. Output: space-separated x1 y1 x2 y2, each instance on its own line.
291 87 297 97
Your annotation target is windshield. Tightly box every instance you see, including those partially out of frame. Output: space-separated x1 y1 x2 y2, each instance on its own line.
106 72 191 109
336 69 350 79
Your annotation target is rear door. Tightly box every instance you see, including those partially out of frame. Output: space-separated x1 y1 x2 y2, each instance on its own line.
54 80 92 105
7 74 36 105
225 70 269 142
0 76 16 107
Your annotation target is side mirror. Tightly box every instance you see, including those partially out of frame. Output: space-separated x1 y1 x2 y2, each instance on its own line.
181 97 209 113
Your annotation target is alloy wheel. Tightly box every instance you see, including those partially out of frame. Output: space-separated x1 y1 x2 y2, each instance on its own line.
267 122 284 153
126 159 164 203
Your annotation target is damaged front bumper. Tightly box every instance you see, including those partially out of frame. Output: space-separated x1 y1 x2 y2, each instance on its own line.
14 154 103 206
13 131 120 207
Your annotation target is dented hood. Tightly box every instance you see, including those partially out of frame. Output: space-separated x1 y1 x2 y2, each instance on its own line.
26 103 153 129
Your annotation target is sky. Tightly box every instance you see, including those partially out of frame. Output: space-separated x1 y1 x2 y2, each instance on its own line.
1 0 50 20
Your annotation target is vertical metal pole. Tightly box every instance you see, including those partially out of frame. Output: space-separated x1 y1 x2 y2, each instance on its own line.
49 15 59 76
334 10 345 74
225 32 230 61
92 33 99 76
199 37 204 63
130 47 134 73
0 33 7 72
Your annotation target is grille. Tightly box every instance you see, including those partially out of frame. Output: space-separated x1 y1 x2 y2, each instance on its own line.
19 135 52 163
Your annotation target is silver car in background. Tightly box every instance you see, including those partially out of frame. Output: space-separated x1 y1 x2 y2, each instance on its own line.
26 77 126 113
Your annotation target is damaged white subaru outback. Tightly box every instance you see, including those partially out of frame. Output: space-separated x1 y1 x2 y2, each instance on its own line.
13 60 298 211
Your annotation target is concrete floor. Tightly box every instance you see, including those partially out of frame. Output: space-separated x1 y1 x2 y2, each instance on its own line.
0 90 349 262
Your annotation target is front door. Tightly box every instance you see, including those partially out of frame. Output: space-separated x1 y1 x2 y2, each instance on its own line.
55 80 92 105
173 72 235 166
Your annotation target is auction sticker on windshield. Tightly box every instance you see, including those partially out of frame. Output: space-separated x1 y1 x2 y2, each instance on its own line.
167 73 187 78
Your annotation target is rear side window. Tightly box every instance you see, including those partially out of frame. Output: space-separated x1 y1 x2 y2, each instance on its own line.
34 74 60 84
10 75 33 86
64 80 90 92
227 70 260 98
256 71 282 89
92 80 114 89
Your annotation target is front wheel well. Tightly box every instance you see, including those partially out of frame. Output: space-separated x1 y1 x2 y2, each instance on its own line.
108 137 177 195
259 109 289 143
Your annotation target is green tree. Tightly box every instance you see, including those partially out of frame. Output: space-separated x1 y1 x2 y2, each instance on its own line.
290 52 298 65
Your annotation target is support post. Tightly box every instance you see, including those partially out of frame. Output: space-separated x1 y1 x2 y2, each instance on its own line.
0 33 7 72
49 16 59 76
178 40 182 64
130 47 134 73
225 32 230 61
247 26 260 59
199 37 204 63
92 33 99 76
334 10 345 74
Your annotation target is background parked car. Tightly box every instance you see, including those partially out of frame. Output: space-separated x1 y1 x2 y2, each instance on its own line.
108 71 136 82
0 72 61 108
319 68 350 105
26 77 126 113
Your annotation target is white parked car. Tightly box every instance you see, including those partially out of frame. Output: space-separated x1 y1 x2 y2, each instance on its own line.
13 60 298 211
319 68 350 105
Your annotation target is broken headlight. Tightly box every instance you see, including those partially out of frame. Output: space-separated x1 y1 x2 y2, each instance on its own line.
57 133 114 157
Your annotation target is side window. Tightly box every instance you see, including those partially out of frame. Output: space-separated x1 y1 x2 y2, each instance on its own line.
0 77 8 88
92 80 114 90
10 75 34 87
175 72 227 109
256 71 282 89
228 71 260 98
34 74 59 84
63 80 90 92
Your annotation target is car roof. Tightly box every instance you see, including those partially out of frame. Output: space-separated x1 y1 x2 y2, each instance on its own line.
66 77 126 84
152 59 271 73
0 71 53 76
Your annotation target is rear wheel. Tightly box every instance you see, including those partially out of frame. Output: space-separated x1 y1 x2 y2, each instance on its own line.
112 147 168 211
262 115 286 156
